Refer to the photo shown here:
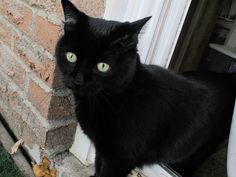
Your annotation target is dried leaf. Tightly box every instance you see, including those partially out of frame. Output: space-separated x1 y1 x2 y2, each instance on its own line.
32 156 57 177
10 139 24 155
42 157 50 169
33 164 46 177
50 168 57 177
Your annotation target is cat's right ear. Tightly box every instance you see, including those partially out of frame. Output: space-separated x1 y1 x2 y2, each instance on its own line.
61 0 87 31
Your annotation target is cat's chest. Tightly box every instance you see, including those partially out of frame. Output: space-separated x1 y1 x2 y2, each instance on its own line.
75 102 124 138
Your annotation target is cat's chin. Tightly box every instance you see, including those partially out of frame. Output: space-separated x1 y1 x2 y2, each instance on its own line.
64 79 76 90
71 86 102 97
64 80 102 96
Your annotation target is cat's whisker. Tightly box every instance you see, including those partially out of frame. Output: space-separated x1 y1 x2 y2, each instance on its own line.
99 92 119 114
88 95 92 113
93 94 104 115
102 91 121 104
91 95 96 114
72 99 80 107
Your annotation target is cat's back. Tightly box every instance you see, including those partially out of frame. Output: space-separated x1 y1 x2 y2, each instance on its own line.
124 64 212 127
182 71 236 104
141 64 235 98
130 64 235 127
135 64 206 96
133 64 235 165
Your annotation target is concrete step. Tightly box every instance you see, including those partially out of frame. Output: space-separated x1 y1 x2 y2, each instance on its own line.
55 152 94 177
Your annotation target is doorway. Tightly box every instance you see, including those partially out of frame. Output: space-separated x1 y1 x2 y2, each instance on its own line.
170 0 236 177
170 0 236 73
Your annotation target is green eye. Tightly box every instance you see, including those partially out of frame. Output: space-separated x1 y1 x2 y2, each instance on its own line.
66 52 77 63
97 62 110 72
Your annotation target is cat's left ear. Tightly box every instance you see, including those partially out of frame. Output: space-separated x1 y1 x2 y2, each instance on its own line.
111 17 151 49
129 16 152 35
61 0 87 31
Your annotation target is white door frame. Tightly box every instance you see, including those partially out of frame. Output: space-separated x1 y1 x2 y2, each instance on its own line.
70 0 192 174
104 0 192 67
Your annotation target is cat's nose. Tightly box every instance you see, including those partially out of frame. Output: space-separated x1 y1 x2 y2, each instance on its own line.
74 73 84 86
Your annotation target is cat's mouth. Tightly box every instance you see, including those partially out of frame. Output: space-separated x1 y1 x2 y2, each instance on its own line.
64 79 76 89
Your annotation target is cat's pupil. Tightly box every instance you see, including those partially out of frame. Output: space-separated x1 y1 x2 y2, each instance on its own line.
66 52 77 63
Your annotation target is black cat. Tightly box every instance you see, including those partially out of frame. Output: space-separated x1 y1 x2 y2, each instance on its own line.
56 0 236 176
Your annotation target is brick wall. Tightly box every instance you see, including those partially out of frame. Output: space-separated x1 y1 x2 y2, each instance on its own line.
0 0 104 162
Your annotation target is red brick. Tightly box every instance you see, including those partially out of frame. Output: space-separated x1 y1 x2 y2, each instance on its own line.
45 123 76 149
56 0 105 19
48 94 74 119
51 66 66 88
13 31 56 87
55 1 64 21
1 0 33 34
28 79 51 118
0 0 6 16
22 122 47 149
23 0 57 13
0 77 47 148
0 79 74 151
0 95 31 142
3 110 25 138
0 75 21 114
0 43 26 89
34 15 62 54
28 79 73 119
0 0 106 162
0 105 24 139
0 18 12 46
0 75 74 152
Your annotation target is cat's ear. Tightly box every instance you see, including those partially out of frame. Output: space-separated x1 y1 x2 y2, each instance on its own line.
61 0 87 31
129 16 152 35
111 17 151 50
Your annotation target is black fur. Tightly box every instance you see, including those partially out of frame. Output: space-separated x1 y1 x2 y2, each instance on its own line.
56 1 236 176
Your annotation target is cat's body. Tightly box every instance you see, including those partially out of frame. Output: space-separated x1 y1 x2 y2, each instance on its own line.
56 1 236 176
77 63 235 176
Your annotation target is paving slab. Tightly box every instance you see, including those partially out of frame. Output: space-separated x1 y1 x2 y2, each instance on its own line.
55 152 94 177
0 122 34 177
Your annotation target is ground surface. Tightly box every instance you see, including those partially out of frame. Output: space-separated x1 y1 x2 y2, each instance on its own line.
0 145 25 177
0 117 34 177
194 140 228 177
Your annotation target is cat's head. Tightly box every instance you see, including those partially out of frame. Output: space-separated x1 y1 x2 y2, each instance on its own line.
56 0 150 96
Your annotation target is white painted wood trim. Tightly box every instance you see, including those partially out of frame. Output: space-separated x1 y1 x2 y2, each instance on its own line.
70 1 192 175
70 124 95 166
104 0 192 68
227 99 236 177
